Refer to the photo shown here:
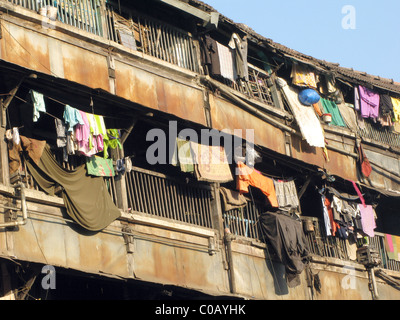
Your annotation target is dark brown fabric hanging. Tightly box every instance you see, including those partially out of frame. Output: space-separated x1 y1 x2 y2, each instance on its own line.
259 211 309 287
20 136 121 231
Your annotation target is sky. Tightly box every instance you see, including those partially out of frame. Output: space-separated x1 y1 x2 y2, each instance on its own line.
203 0 400 82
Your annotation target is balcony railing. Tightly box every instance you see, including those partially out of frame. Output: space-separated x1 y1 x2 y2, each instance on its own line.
302 216 400 273
7 0 103 36
216 63 274 107
359 119 400 150
125 166 213 229
302 216 351 261
369 232 400 272
10 145 400 274
223 198 264 241
104 3 199 73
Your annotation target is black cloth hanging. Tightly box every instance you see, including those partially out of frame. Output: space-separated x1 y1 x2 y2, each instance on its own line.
199 34 221 77
379 94 394 115
259 211 309 287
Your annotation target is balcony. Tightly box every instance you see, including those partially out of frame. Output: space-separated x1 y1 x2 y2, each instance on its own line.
3 0 400 280
7 0 103 35
12 142 400 276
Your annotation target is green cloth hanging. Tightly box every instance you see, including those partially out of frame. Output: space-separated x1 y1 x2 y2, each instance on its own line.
86 156 115 177
21 136 121 232
320 98 346 127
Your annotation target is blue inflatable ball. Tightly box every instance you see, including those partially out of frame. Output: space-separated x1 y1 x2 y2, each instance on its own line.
298 89 320 106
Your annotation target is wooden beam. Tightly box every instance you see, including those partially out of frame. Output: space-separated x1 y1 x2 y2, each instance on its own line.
298 175 312 199
157 0 218 28
121 119 138 145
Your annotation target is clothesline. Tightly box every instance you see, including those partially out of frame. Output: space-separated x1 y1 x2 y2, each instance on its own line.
2 91 127 122
14 95 59 120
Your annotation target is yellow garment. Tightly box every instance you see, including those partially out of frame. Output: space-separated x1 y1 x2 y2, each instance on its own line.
290 63 317 89
391 97 400 122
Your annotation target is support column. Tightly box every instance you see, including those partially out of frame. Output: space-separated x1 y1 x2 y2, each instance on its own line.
0 262 15 300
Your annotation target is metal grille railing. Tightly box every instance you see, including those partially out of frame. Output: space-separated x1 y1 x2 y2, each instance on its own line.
303 216 400 273
217 64 274 106
125 166 213 229
104 4 199 73
302 216 350 260
7 0 103 36
359 120 400 150
369 232 400 272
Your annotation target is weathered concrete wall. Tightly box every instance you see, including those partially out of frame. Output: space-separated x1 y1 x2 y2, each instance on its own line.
2 189 400 300
0 189 130 278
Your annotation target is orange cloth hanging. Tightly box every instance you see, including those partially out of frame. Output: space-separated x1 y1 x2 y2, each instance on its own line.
313 102 323 117
324 196 340 236
236 161 278 208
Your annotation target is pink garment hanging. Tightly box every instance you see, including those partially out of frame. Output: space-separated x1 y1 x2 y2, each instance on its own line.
351 180 366 207
75 111 97 157
75 111 90 145
358 85 380 119
358 204 376 237
385 234 394 253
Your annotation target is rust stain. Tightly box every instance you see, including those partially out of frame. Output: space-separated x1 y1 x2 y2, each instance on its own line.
134 234 218 290
115 61 206 126
62 44 109 92
210 94 358 181
115 62 159 111
317 271 363 300
155 78 206 126
291 134 358 181
210 94 286 154
152 242 182 285
1 23 51 75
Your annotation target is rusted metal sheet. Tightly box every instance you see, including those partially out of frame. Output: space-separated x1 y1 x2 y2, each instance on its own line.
0 20 110 91
155 77 206 125
132 224 230 295
230 242 310 299
312 267 366 300
209 94 287 154
62 43 110 92
5 202 129 278
209 94 359 182
115 61 159 110
364 148 400 192
0 21 52 76
290 134 358 182
115 60 207 126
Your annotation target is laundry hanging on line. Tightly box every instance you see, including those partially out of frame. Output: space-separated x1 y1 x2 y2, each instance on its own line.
220 187 247 212
19 136 121 231
357 85 380 120
172 138 233 183
30 90 46 123
290 62 318 89
273 179 300 212
54 104 122 161
86 156 115 177
199 34 248 82
384 234 400 262
258 210 310 288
